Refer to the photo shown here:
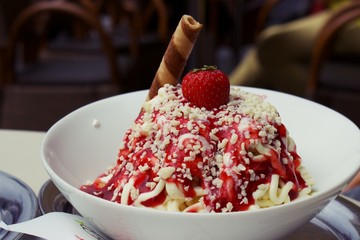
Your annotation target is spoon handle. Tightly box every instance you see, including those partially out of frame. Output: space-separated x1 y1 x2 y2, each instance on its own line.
0 212 110 240
0 221 9 230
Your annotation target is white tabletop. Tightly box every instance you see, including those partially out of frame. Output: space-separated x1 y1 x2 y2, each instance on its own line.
0 130 48 239
0 129 49 195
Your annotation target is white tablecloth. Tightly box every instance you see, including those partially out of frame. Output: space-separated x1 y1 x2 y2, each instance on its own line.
0 129 49 195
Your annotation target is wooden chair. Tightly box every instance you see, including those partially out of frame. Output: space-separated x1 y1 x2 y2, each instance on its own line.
255 0 280 37
0 0 122 130
50 0 140 57
44 0 169 93
251 0 360 126
307 2 360 126
4 0 120 85
67 0 169 55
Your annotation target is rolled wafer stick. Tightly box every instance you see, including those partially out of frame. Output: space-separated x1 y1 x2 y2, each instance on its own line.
147 15 202 100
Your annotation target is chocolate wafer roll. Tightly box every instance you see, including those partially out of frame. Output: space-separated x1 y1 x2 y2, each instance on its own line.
147 15 202 100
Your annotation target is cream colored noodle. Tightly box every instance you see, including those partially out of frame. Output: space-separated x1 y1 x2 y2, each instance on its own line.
120 164 313 212
252 167 314 209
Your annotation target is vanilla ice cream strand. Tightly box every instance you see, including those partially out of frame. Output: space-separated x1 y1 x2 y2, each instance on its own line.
147 15 203 100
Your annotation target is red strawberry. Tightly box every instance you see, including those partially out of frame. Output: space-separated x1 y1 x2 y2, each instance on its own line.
182 65 230 110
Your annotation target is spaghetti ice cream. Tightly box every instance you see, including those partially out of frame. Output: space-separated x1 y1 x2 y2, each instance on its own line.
81 84 313 213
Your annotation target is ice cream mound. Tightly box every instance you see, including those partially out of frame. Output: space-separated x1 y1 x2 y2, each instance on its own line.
80 84 313 213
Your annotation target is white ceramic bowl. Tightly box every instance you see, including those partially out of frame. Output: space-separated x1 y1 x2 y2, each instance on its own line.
41 87 360 240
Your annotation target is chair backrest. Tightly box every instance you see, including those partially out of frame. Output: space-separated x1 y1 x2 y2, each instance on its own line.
255 0 280 37
3 0 120 86
308 1 360 93
255 0 312 38
0 1 123 131
307 2 360 126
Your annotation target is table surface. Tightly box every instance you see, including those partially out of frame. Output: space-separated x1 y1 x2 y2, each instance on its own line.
0 129 49 195
0 130 48 239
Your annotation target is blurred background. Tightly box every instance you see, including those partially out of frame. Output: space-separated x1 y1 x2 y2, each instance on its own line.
0 0 359 131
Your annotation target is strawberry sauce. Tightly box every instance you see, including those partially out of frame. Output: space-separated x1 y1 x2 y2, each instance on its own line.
81 85 311 212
